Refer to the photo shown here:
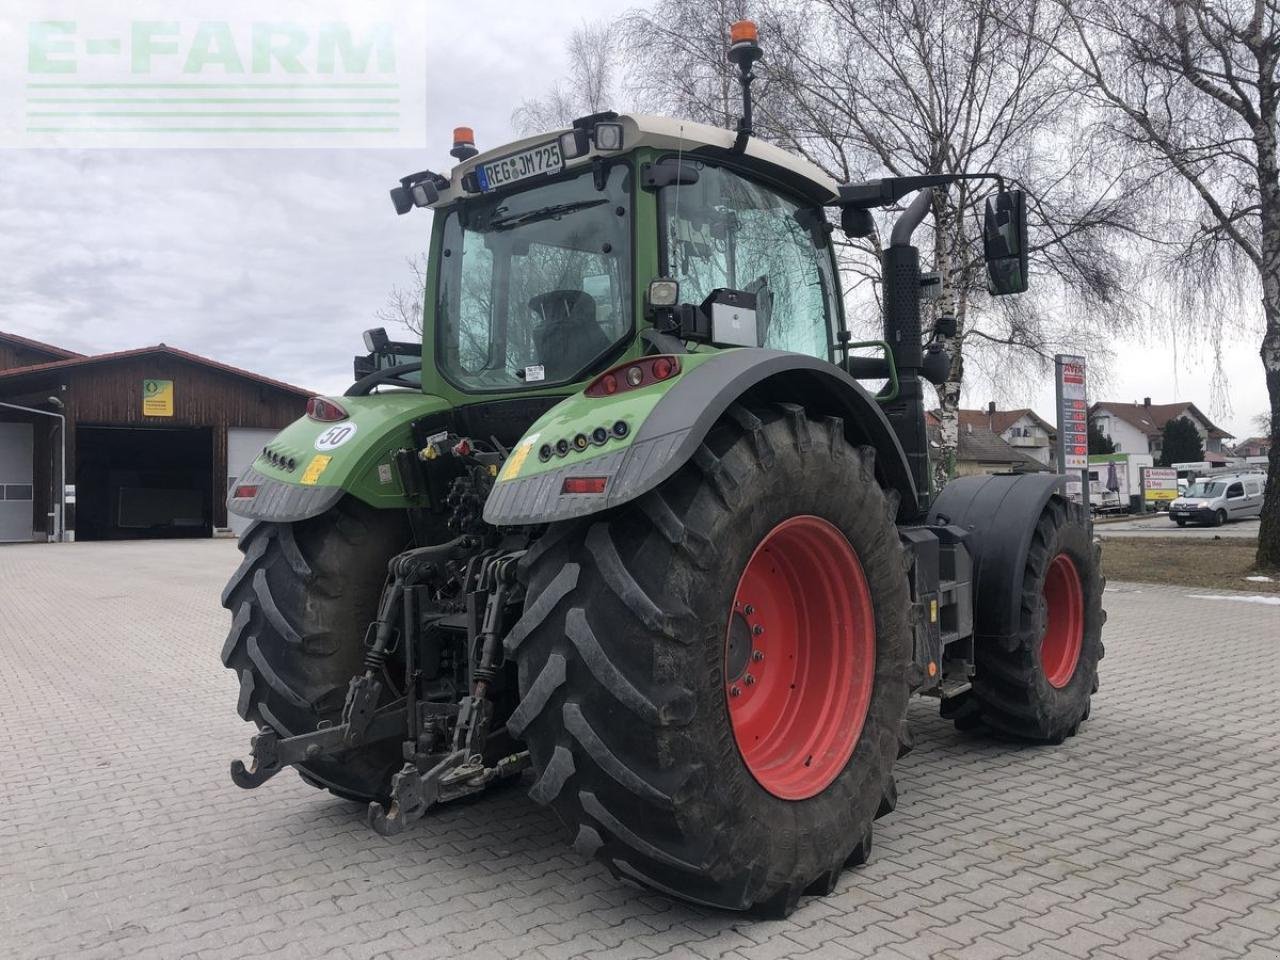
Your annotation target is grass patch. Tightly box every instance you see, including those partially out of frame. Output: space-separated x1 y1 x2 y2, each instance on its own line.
1100 537 1279 593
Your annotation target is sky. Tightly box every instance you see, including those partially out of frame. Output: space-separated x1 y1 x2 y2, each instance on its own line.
0 0 1270 441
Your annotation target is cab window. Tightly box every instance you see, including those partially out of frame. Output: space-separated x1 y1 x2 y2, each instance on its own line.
1226 482 1244 499
659 163 839 359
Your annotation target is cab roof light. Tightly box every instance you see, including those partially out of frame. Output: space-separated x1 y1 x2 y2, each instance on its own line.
306 396 349 422
730 19 759 45
593 122 624 152
559 127 590 160
584 356 681 398
451 126 478 161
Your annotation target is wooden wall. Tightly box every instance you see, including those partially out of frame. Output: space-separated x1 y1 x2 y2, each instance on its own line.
1 353 308 534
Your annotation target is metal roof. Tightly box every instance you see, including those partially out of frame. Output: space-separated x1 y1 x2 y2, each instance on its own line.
0 343 313 398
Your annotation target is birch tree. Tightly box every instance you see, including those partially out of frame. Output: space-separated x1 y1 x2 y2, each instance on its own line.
1030 0 1280 565
625 0 1142 487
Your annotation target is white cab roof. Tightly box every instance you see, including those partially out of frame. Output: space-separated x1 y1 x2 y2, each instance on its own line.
433 113 840 206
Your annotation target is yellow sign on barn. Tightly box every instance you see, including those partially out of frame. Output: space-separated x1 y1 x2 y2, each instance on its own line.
142 379 174 417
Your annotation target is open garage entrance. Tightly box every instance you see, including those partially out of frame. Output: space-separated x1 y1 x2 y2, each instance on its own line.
75 425 213 541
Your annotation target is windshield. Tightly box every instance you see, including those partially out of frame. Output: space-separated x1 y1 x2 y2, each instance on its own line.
435 163 632 391
1184 481 1225 499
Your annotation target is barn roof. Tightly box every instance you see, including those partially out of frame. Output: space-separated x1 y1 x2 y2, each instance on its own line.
0 330 84 361
0 343 313 398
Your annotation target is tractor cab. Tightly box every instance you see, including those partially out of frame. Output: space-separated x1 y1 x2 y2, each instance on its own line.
386 111 851 401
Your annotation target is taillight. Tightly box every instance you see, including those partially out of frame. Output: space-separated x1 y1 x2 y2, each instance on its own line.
584 356 681 398
306 396 349 422
561 476 608 494
232 484 259 499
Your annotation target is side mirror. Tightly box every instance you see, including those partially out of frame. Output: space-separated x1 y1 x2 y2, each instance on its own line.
353 354 376 381
841 206 875 239
984 189 1029 296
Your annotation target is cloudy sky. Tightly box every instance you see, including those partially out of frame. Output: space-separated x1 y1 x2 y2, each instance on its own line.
0 0 1269 439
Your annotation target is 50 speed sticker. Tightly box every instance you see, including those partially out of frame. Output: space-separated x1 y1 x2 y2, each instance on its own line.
315 423 358 451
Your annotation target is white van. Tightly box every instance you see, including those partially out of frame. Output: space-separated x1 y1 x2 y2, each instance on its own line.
1168 473 1267 526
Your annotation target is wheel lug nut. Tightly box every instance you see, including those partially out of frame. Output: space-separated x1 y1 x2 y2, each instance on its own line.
730 685 742 697
744 673 755 686
752 624 763 636
752 650 764 663
744 604 754 615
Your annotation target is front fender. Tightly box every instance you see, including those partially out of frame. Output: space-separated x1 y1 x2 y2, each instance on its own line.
483 349 917 526
229 391 452 523
927 473 1068 643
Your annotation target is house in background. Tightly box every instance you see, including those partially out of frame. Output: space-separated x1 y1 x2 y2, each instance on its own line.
1090 399 1234 464
926 412 1049 476
959 404 1058 467
1233 436 1271 459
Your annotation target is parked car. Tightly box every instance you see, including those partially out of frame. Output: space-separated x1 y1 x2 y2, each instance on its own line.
1168 473 1267 526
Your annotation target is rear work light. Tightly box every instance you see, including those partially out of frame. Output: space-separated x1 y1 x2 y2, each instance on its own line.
561 476 608 495
232 484 259 500
306 396 349 422
584 356 681 398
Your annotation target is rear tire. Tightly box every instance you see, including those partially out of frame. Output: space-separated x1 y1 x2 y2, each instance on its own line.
221 498 411 801
508 404 912 914
946 498 1104 743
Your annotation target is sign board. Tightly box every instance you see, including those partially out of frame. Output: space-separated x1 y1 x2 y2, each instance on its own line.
1055 355 1088 470
1142 467 1178 503
142 379 174 417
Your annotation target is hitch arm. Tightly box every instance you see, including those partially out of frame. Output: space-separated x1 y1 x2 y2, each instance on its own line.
229 703 407 789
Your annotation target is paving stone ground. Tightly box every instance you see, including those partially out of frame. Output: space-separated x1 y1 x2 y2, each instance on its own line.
2 539 1279 960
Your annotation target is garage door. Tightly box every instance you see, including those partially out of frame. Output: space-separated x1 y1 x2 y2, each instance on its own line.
0 422 34 543
227 427 279 536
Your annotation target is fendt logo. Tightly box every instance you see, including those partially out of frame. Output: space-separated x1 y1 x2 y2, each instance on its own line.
0 2 427 148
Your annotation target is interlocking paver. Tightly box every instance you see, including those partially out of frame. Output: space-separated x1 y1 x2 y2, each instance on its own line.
2 544 1280 959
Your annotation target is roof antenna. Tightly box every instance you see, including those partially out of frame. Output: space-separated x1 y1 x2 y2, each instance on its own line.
727 20 763 154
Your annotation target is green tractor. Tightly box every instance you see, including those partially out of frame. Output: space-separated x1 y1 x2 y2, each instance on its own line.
224 21 1104 916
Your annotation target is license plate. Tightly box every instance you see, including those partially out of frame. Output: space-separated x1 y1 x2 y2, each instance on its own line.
476 141 563 192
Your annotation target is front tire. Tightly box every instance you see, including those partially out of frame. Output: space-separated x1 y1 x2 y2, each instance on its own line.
221 498 410 801
507 404 912 914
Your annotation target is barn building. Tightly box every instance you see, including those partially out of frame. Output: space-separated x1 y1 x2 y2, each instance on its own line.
0 331 310 543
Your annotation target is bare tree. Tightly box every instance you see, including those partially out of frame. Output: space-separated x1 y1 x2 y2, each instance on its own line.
375 254 428 336
1026 0 1280 566
512 23 620 134
625 0 1142 487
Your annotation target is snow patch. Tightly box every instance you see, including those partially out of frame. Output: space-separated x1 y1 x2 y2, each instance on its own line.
1186 593 1280 607
1245 575 1275 583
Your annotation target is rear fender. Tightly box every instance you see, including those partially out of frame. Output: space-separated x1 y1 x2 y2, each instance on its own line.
483 349 918 526
927 473 1069 643
228 392 452 524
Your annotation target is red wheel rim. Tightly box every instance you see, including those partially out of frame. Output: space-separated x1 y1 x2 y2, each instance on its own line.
1042 553 1084 688
724 515 876 801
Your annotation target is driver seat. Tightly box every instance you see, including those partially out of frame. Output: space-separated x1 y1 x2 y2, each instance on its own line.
529 289 611 381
